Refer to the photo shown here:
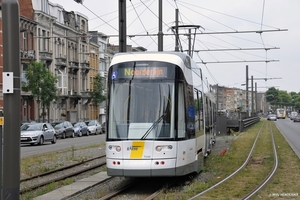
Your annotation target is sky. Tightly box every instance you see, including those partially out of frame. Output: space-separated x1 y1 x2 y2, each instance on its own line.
49 0 300 93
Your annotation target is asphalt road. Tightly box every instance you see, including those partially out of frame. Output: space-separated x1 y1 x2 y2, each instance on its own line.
20 134 106 158
275 118 300 159
20 119 300 159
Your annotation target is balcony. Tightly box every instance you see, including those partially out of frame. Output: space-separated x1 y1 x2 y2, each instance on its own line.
81 90 91 98
99 52 105 59
80 60 90 73
99 108 106 115
68 61 79 73
100 71 107 78
21 50 35 61
39 50 53 66
58 88 68 96
55 57 67 70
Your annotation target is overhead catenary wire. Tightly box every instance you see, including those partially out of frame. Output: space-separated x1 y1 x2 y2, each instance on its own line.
259 0 270 90
195 53 219 84
130 0 158 46
72 0 285 91
176 0 281 30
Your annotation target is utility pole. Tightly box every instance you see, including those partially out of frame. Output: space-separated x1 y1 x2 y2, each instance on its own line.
251 76 254 117
2 0 21 199
255 82 257 114
188 29 192 56
174 9 179 52
158 0 163 51
119 0 126 52
246 65 249 117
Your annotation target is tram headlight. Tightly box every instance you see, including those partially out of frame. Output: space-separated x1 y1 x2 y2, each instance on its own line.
156 145 173 152
108 145 121 152
156 146 162 152
116 146 121 152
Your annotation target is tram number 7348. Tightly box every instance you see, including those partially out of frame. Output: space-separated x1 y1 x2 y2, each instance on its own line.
105 52 216 177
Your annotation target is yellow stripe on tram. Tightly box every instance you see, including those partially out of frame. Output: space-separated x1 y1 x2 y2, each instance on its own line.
130 141 145 159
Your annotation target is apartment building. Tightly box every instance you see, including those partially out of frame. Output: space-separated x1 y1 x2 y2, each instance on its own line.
212 84 260 114
1 0 112 123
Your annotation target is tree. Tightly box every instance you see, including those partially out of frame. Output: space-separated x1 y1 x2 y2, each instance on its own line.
90 73 106 106
278 90 292 106
294 95 300 112
266 87 278 105
22 61 58 122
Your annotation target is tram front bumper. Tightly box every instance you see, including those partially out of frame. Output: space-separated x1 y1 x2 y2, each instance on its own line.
106 158 177 177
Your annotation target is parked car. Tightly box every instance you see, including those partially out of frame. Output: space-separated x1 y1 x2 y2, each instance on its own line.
85 120 102 135
52 121 75 139
101 122 106 133
267 114 277 121
21 121 36 128
293 114 300 122
20 122 57 145
73 121 89 137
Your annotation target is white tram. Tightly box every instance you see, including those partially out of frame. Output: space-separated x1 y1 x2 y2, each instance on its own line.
105 52 216 177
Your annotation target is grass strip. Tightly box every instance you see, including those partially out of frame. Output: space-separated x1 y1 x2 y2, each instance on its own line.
158 120 300 199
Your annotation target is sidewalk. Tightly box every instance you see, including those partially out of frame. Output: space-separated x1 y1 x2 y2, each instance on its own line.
33 172 110 200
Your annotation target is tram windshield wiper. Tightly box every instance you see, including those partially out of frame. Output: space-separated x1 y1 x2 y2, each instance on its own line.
140 113 166 140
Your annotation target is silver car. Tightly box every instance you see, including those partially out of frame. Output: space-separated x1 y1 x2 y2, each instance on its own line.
21 123 57 145
85 120 102 135
267 114 277 121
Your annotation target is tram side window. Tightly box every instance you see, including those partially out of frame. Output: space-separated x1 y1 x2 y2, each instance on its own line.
194 89 204 135
177 83 185 138
186 85 195 138
205 97 210 133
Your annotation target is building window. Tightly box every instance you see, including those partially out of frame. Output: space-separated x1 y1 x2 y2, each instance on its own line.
57 10 62 23
81 20 85 32
22 32 27 50
99 41 105 52
56 38 61 57
99 61 106 71
22 64 28 83
69 43 74 61
41 0 49 13
57 69 67 95
41 30 46 51
82 73 86 91
81 45 86 61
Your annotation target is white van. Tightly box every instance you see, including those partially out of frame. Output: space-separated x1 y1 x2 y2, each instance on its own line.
290 111 298 120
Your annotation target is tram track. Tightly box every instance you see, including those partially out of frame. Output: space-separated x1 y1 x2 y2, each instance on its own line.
25 120 300 199
98 177 181 200
242 123 278 199
189 121 279 199
20 155 106 195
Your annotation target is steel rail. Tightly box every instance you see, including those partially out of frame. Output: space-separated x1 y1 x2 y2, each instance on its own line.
20 155 106 194
188 122 265 199
242 123 278 199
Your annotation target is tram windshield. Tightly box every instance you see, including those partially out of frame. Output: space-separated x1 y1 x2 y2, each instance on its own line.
108 81 174 140
107 62 176 140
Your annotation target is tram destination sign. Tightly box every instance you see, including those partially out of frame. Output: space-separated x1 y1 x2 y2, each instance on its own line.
112 66 168 79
